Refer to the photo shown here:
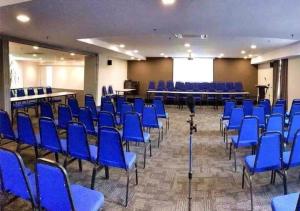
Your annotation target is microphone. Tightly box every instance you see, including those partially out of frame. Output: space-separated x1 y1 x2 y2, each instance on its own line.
186 95 195 114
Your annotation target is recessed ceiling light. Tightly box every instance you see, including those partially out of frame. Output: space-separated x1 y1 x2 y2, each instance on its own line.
119 44 125 48
160 53 165 56
32 54 37 57
133 50 139 53
16 14 30 23
244 56 248 59
184 43 191 48
138 59 141 61
241 50 246 54
70 52 75 56
130 57 135 60
187 49 192 53
162 0 176 5
219 53 224 57
248 54 253 58
164 55 168 58
33 46 39 50
251 45 257 49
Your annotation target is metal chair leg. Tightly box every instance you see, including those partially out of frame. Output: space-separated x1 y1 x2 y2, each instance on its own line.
34 147 39 159
54 153 59 163
249 175 253 211
78 159 82 172
149 140 152 157
143 145 147 169
283 170 287 195
105 166 109 179
242 166 245 189
229 143 232 160
91 166 97 189
158 129 160 148
125 171 130 207
135 163 138 185
234 148 237 172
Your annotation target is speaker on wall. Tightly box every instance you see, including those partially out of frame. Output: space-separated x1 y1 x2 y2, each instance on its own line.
107 60 112 65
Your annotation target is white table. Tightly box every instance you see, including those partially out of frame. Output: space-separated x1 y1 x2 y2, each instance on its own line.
10 91 76 102
115 89 136 96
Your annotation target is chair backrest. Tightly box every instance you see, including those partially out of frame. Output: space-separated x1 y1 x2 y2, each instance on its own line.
67 97 80 117
17 112 38 146
0 109 16 140
101 101 115 115
157 80 165 91
148 81 155 90
289 99 300 113
223 101 235 117
58 104 73 130
153 99 166 116
98 127 127 169
116 96 125 114
37 87 44 95
242 99 253 116
46 87 52 94
272 104 285 116
252 106 265 127
67 122 92 161
27 87 35 96
123 112 144 142
287 113 300 142
17 88 25 97
237 116 259 144
85 98 98 119
253 132 282 173
40 101 54 120
98 111 116 128
0 148 36 205
289 103 300 120
266 114 284 134
287 129 300 168
120 103 133 124
10 89 15 97
228 107 244 128
36 158 75 211
39 117 63 152
85 94 95 103
102 86 107 96
108 85 114 94
134 98 144 114
275 98 286 112
78 107 96 134
142 106 159 128
259 99 271 116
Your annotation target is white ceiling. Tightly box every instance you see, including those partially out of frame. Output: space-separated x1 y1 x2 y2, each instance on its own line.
1 0 300 59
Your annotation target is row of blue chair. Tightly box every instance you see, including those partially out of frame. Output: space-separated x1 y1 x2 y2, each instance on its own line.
102 85 115 96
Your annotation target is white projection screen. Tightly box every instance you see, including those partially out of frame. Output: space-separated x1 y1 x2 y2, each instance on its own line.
173 58 213 82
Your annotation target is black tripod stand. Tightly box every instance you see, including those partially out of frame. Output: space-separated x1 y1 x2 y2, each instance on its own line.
187 113 197 211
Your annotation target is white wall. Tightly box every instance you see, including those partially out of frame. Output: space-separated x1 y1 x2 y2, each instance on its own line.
288 57 300 108
98 55 127 104
257 63 273 103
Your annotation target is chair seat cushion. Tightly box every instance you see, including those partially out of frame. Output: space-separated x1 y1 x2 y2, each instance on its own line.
124 152 136 169
271 192 299 211
245 155 281 173
231 135 257 147
71 184 104 211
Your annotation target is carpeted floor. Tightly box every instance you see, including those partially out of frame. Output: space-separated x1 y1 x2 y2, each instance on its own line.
1 106 300 211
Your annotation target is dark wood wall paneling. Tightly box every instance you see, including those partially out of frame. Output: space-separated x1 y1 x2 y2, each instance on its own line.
127 58 258 97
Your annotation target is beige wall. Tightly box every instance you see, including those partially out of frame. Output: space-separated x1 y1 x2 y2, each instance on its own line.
288 57 300 108
98 55 127 103
258 63 273 103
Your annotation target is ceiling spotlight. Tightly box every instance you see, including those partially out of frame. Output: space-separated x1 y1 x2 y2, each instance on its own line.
200 34 208 39
70 52 75 56
241 50 246 54
130 57 135 60
133 50 139 53
248 54 253 58
160 53 165 56
219 53 224 57
244 56 248 59
162 0 176 5
187 49 192 53
251 45 257 49
33 46 39 50
119 44 125 48
16 14 30 23
174 33 183 39
164 55 168 58
138 59 141 61
184 43 191 48
32 54 37 57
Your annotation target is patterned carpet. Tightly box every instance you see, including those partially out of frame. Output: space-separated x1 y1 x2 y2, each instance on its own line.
1 106 300 211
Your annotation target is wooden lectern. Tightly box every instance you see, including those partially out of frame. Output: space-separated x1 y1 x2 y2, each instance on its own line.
256 85 269 101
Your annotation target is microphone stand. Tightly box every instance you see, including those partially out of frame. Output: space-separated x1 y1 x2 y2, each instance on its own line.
187 113 197 211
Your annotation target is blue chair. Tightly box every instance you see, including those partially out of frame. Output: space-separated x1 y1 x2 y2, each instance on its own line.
252 106 266 129
134 98 144 115
286 99 300 117
275 98 287 114
66 121 98 171
57 104 73 131
68 97 80 118
102 86 108 96
85 97 99 121
148 81 155 90
120 102 133 125
272 104 285 116
36 158 104 211
37 87 44 95
101 101 116 115
40 101 56 122
153 99 169 130
223 107 244 148
284 113 300 144
266 114 284 135
98 111 117 128
219 101 235 134
166 80 176 104
259 99 271 116
142 106 163 148
116 96 126 115
242 99 253 116
242 132 286 211
16 88 36 109
286 103 300 125
39 117 67 162
108 85 115 96
0 148 37 209
271 192 300 211
0 109 16 146
27 87 38 107
78 107 97 136
46 86 62 105
16 112 40 158
123 112 151 168
91 126 137 207
229 116 259 171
